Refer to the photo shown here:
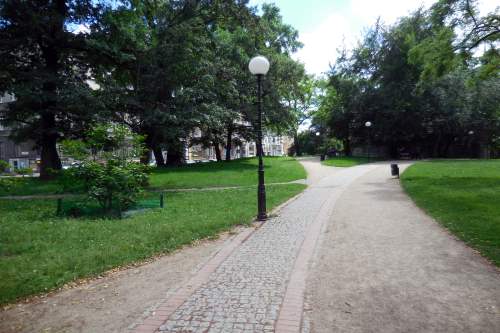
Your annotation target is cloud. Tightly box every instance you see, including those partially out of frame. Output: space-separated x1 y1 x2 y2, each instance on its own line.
296 0 499 75
294 0 438 75
349 0 435 26
293 13 357 76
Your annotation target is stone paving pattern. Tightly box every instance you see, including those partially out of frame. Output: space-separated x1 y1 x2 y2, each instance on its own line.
153 162 377 333
158 189 325 332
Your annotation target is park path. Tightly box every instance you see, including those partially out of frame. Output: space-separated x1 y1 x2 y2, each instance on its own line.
134 158 500 333
133 158 379 332
305 163 500 332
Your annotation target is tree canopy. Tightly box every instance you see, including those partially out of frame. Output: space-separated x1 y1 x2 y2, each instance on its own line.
0 0 308 176
315 0 499 158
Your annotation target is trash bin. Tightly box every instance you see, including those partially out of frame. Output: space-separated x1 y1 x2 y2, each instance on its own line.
320 154 325 161
391 163 399 178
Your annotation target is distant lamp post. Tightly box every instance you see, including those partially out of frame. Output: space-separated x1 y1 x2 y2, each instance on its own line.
249 55 270 221
316 131 324 160
365 121 372 161
468 130 475 157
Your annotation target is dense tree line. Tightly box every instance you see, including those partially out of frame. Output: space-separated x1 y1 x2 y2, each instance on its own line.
315 0 499 158
0 0 306 178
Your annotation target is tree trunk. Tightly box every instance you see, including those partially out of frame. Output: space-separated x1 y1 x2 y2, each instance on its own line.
225 126 233 161
38 1 66 180
39 113 61 180
140 148 151 165
294 131 300 156
166 146 184 166
153 147 165 167
39 135 62 180
432 133 442 157
343 138 351 156
213 141 222 162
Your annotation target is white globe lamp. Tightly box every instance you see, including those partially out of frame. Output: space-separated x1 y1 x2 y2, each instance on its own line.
249 56 270 76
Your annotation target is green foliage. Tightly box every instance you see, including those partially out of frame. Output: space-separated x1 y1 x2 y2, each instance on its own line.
71 159 149 212
0 160 9 173
0 177 19 193
292 130 325 156
320 3 500 158
408 27 459 83
15 167 33 177
62 124 150 212
95 1 306 165
0 0 109 178
1 1 306 173
402 160 500 266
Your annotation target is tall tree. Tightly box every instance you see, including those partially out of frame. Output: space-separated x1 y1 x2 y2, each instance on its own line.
321 2 499 158
0 0 107 179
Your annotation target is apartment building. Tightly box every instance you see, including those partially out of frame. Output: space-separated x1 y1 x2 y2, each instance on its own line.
185 128 291 163
0 94 40 171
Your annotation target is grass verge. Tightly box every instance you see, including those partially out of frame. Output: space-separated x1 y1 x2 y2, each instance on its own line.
322 156 373 167
0 157 306 196
401 160 500 266
149 156 306 189
0 184 305 305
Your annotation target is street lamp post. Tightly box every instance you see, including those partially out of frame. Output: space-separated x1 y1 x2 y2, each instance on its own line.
316 131 325 161
468 130 475 157
365 121 372 161
249 56 270 221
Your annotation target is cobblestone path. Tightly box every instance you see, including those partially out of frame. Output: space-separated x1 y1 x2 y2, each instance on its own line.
135 160 378 333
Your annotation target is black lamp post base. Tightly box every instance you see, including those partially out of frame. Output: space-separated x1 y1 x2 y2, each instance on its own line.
256 74 267 222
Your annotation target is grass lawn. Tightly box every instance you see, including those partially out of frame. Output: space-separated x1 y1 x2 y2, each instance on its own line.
149 156 306 189
401 160 500 266
322 156 373 167
0 184 305 305
0 176 84 197
0 157 306 196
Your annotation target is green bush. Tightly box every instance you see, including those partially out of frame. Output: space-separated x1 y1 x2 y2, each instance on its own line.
0 177 19 192
62 123 149 213
71 159 149 212
0 160 9 173
16 167 33 177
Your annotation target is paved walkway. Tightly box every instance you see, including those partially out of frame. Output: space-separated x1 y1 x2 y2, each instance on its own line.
133 159 500 333
305 163 500 332
133 159 378 332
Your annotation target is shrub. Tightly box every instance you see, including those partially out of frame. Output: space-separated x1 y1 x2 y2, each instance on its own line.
62 123 150 213
0 177 19 192
71 159 149 212
16 167 33 177
0 160 9 173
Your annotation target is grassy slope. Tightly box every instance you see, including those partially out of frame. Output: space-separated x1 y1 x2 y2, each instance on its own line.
401 160 500 266
0 184 305 304
0 157 306 196
149 156 306 189
322 156 372 167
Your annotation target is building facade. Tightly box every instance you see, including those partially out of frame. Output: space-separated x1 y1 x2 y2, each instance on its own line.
2 93 293 169
185 129 291 163
0 94 40 171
